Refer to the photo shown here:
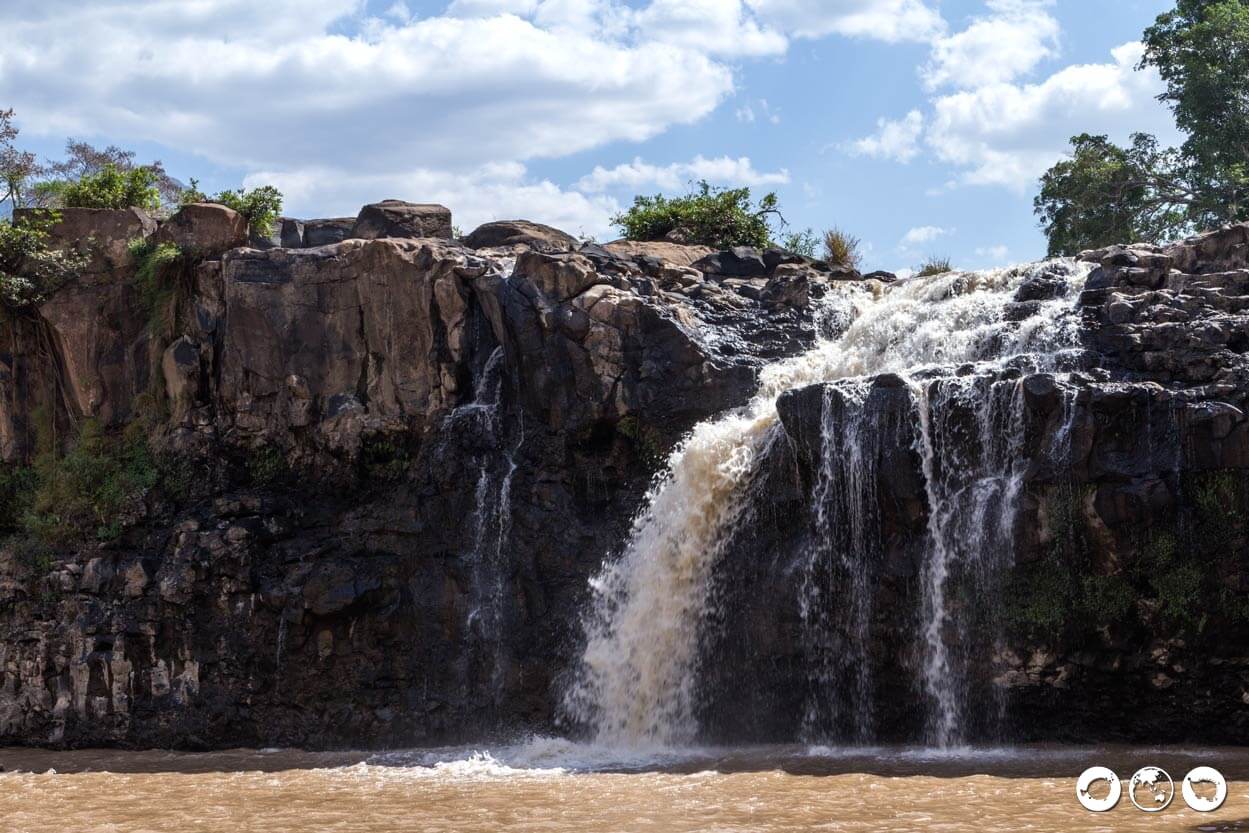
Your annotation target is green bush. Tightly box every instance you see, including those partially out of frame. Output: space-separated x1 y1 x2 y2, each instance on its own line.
247 445 287 486
612 181 780 249
128 239 185 329
0 465 35 534
23 418 158 544
823 227 862 269
778 228 819 258
209 185 283 238
0 213 84 309
915 256 953 277
60 163 161 211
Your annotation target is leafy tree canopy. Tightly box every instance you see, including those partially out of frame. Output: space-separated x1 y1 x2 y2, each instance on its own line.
1037 0 1249 253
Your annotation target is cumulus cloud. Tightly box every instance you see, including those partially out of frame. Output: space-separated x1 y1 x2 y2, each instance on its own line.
577 155 790 193
0 0 951 231
976 244 1011 261
900 225 952 247
922 0 1060 90
745 0 945 42
926 42 1176 190
849 111 925 163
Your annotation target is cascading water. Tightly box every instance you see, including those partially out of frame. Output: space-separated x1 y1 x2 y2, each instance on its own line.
450 344 522 709
565 259 1093 748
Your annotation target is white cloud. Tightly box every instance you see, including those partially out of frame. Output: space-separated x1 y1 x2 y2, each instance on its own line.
849 110 925 163
900 225 952 247
577 155 790 193
926 41 1177 190
247 162 620 239
632 0 787 57
745 0 945 42
922 0 1060 90
976 244 1011 261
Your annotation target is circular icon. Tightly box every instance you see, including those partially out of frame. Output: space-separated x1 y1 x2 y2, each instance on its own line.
1129 766 1174 812
1077 766 1122 812
1182 766 1228 812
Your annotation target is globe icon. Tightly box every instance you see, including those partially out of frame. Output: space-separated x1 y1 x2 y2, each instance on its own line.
1129 766 1174 812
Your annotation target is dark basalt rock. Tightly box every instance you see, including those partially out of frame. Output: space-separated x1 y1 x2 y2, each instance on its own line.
351 200 452 241
693 246 768 278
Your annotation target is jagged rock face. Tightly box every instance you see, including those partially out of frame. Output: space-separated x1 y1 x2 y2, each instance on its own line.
14 207 156 276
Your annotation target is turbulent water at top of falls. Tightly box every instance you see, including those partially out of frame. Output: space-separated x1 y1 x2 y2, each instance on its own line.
563 259 1093 748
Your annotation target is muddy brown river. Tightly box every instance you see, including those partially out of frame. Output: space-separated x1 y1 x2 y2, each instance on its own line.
1 740 1246 832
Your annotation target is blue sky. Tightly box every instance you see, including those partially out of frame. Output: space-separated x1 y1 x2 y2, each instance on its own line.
1 0 1180 272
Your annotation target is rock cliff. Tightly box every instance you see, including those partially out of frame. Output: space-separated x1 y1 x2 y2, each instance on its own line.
0 205 831 747
2 202 1248 749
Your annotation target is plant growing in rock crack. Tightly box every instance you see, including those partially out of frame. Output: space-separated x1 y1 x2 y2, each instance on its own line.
822 227 862 270
128 239 188 332
778 228 819 258
915 256 953 277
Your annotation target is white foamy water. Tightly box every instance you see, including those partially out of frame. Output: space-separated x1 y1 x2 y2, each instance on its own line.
565 261 1092 747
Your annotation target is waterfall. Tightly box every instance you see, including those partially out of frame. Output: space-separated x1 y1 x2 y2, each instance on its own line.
564 260 1092 748
800 380 882 743
453 345 521 709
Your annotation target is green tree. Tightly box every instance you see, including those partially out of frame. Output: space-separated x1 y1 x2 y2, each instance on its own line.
1142 0 1249 220
0 213 85 309
60 163 161 211
612 181 781 249
0 109 42 211
1034 133 1193 256
1036 1 1249 252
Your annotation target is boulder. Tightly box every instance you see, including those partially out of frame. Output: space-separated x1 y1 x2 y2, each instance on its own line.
515 251 602 302
13 207 157 276
279 218 305 249
303 218 355 247
602 240 715 268
463 220 577 252
692 247 768 278
350 201 452 240
154 203 249 257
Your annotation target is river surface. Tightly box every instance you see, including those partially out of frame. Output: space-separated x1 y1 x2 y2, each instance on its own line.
2 741 1247 832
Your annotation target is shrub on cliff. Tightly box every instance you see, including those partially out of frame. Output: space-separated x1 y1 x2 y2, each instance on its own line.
60 162 161 212
823 227 862 270
915 256 953 277
612 181 780 249
0 213 84 310
185 181 284 239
